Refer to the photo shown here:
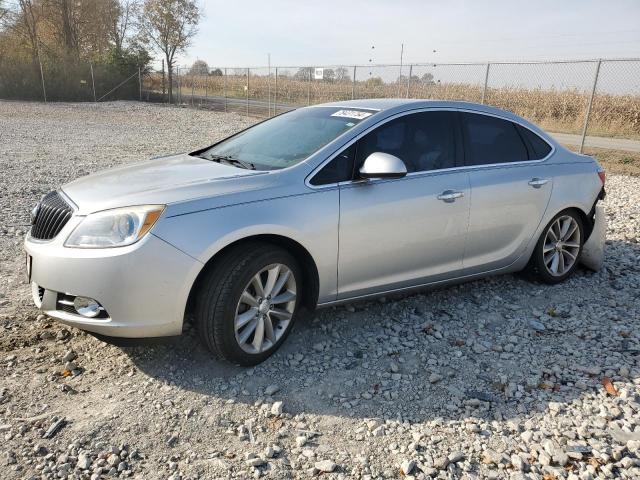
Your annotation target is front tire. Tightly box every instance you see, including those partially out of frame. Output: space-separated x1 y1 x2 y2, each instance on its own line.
195 243 302 366
528 210 584 284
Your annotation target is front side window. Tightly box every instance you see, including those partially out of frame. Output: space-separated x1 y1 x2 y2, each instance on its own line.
195 107 375 170
462 112 529 165
355 111 457 174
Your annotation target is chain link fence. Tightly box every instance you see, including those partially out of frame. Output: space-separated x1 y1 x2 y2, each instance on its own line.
142 58 640 151
0 58 143 102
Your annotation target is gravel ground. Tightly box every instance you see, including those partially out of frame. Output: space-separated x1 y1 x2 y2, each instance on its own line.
0 100 639 480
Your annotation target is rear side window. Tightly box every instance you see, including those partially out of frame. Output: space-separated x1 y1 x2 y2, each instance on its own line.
516 125 552 160
462 113 529 165
355 111 457 173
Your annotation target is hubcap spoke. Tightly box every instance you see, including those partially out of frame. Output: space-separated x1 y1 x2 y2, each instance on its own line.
238 318 258 344
550 252 560 273
251 274 265 298
271 270 291 298
252 316 265 351
269 308 292 320
264 265 281 296
543 243 555 253
564 222 578 241
240 291 259 308
264 315 276 343
563 241 580 249
560 218 571 239
272 290 296 305
236 307 258 329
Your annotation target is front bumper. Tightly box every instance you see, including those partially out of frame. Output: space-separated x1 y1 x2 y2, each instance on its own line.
24 223 202 338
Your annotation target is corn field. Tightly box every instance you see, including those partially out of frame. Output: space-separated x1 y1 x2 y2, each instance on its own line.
142 59 640 140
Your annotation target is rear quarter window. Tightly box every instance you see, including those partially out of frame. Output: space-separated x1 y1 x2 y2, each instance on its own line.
516 125 552 160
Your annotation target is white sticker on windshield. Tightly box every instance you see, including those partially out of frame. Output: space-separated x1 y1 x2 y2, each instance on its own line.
330 109 373 120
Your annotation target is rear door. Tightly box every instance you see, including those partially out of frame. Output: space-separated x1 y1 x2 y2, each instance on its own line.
460 112 554 273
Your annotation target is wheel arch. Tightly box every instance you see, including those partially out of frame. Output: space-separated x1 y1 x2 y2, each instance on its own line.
185 234 320 318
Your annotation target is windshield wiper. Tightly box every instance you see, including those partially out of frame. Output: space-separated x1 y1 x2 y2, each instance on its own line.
203 154 256 170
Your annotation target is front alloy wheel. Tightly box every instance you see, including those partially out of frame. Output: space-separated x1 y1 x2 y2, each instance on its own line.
234 264 296 354
195 243 302 366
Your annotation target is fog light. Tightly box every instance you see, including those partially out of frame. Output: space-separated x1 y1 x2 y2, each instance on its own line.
73 296 101 318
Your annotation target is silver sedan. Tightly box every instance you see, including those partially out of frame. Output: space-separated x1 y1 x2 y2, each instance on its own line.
25 99 606 365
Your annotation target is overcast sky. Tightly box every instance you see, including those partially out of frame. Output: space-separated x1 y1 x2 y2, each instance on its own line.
177 0 640 68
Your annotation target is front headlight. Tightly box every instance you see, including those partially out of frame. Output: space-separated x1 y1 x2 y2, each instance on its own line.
65 205 165 248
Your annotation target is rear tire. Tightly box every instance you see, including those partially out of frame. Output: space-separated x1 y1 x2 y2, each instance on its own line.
527 210 584 284
195 243 302 366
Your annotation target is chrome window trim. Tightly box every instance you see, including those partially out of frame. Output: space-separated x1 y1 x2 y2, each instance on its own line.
304 106 555 190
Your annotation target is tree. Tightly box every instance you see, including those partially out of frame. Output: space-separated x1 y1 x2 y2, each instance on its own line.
421 72 434 84
210 67 222 76
334 66 350 83
322 68 335 82
106 0 139 56
189 59 208 76
139 0 200 103
293 67 313 81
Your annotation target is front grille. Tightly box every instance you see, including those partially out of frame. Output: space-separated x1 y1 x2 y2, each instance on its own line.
31 191 73 240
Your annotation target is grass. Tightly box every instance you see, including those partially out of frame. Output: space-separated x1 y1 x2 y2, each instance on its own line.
577 147 640 177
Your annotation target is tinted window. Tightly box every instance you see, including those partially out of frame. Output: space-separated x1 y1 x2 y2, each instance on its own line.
462 113 529 165
516 125 552 159
355 111 457 173
310 145 355 185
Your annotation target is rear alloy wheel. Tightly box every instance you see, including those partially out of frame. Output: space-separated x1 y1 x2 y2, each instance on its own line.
195 243 302 366
529 210 584 284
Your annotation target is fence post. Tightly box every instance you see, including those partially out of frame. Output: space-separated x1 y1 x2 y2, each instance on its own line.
177 67 182 104
138 66 142 101
191 75 195 106
205 80 208 106
246 67 250 117
307 68 311 106
352 66 356 100
274 67 278 116
224 68 227 113
406 64 412 98
162 59 166 102
90 63 97 102
39 60 47 103
580 59 602 154
481 62 490 104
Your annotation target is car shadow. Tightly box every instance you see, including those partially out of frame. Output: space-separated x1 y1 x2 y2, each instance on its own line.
121 238 639 423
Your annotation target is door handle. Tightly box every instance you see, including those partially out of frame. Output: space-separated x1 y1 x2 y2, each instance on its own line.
437 190 464 203
528 177 549 188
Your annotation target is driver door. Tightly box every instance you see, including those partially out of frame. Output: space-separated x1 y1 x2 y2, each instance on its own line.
337 111 471 299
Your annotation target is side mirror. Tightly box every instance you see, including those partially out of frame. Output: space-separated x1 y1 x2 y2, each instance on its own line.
359 152 407 179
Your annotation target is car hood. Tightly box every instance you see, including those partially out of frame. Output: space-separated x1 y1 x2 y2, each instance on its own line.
62 153 273 215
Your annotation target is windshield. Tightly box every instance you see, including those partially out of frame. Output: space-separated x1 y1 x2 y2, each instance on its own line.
195 106 375 170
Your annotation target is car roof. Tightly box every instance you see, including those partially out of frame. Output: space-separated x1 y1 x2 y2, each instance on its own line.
316 98 515 116
311 99 555 143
